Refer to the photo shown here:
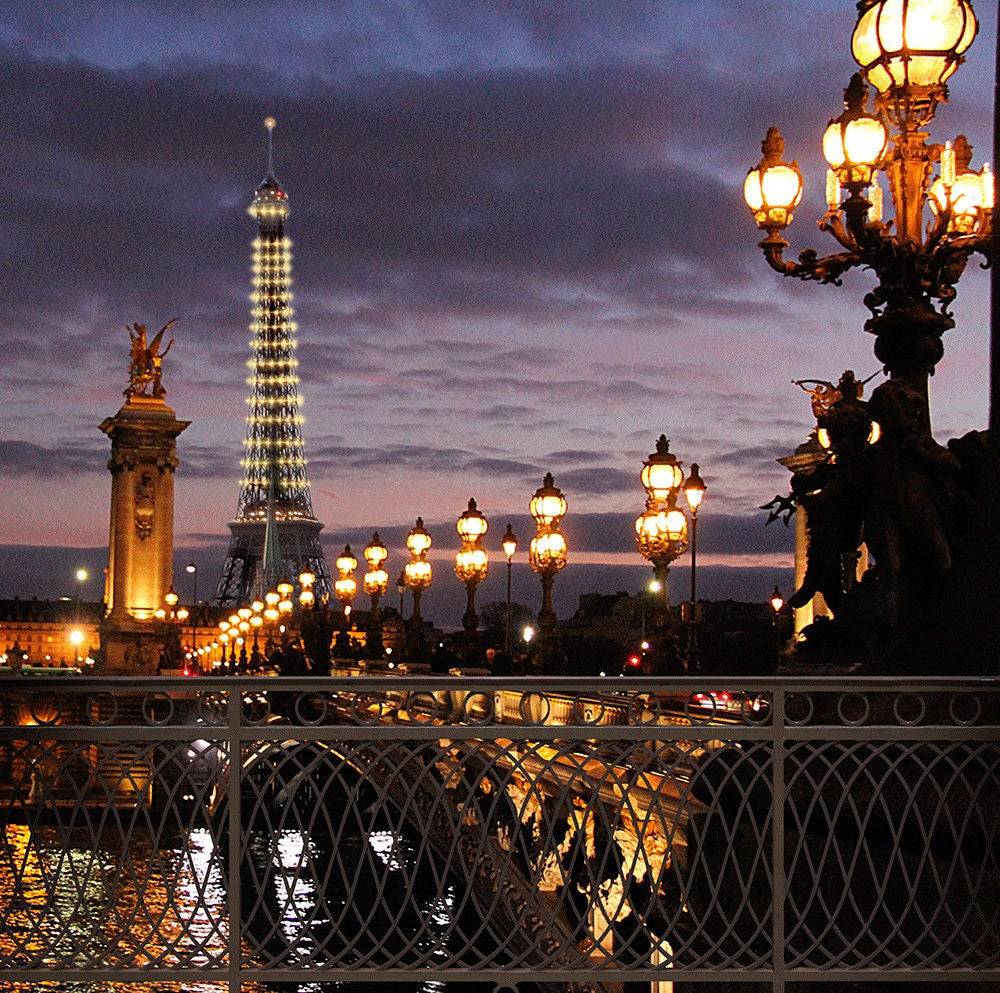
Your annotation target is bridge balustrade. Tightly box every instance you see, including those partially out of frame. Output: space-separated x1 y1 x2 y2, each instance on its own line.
0 674 996 992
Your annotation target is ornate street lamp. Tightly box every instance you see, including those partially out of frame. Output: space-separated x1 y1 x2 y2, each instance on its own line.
635 437 689 673
528 474 568 672
454 498 489 662
363 531 389 658
298 569 316 607
501 523 518 664
682 463 708 664
404 518 433 661
743 1 990 431
334 545 358 655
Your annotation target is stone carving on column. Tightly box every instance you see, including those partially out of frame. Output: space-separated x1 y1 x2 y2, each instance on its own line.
134 472 155 540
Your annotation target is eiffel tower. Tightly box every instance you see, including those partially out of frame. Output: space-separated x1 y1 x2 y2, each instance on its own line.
216 117 331 605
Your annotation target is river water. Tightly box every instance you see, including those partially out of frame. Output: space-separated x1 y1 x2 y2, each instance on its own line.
0 822 493 993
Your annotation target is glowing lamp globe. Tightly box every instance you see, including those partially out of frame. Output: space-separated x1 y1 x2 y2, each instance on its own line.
364 532 388 569
455 547 489 584
404 558 432 589
334 576 357 603
278 598 293 613
929 168 989 233
364 568 389 597
336 546 358 576
852 0 977 94
406 518 432 557
251 600 264 614
176 607 189 621
501 524 518 560
264 606 280 622
744 129 804 230
683 463 707 512
529 474 567 526
299 588 315 606
299 570 316 588
456 498 489 541
265 591 280 606
641 435 684 501
276 581 293 597
822 77 887 185
164 588 179 607
528 530 568 573
634 506 688 561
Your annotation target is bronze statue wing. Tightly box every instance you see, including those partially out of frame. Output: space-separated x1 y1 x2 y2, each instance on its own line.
149 319 177 355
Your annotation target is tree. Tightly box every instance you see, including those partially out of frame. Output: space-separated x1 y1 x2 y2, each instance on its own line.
480 601 535 650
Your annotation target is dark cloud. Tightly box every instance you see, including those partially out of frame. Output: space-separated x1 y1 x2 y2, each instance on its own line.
0 0 992 565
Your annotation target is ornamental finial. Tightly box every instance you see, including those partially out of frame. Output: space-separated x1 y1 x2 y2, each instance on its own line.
761 126 785 166
263 115 276 174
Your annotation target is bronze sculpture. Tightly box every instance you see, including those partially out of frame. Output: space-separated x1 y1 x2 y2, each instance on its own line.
126 320 175 399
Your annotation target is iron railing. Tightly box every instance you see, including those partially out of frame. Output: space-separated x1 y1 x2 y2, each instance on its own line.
0 674 997 992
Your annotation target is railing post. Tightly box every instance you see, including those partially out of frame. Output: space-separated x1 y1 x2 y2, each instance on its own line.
771 686 785 993
227 685 242 993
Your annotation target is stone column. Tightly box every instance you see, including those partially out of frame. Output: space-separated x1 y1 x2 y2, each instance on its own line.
99 394 189 673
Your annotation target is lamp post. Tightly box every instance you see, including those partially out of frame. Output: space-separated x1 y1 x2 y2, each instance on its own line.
635 436 689 674
363 532 389 658
501 524 518 664
682 463 707 667
528 473 568 673
454 499 489 663
403 518 433 662
743 1 989 432
334 546 358 657
770 585 786 662
74 567 88 622
185 561 198 649
155 586 183 669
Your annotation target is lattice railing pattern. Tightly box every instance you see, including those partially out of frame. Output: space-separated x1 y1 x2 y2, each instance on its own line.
0 675 996 992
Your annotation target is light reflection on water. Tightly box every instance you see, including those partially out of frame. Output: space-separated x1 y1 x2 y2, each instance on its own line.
0 824 488 993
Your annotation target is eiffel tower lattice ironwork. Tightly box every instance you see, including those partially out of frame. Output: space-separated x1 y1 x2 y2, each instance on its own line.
216 117 331 606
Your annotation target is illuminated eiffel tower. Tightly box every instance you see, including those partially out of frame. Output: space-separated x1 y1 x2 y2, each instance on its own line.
216 117 331 605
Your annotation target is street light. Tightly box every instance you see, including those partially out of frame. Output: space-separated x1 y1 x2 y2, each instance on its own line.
334 545 359 655
184 562 198 650
635 436 690 673
743 1 989 426
73 567 89 622
299 570 316 608
770 585 786 658
363 531 389 657
404 518 433 660
455 498 489 662
682 462 708 664
501 523 518 664
528 473 568 672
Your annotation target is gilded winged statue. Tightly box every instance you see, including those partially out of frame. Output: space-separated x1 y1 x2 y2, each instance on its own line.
126 320 175 399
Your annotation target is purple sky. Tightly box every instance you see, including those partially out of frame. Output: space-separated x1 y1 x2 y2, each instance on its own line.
0 2 995 624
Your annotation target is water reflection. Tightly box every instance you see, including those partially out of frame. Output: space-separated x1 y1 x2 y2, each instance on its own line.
0 821 491 993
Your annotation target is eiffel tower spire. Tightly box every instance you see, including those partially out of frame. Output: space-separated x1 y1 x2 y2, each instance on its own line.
216 116 331 606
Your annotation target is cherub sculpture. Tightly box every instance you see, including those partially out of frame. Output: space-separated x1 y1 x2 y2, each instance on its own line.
126 320 175 399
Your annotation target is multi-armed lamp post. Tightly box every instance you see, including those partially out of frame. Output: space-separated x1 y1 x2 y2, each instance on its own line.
333 545 358 656
363 532 389 658
528 473 568 673
404 518 433 661
454 499 489 662
743 0 990 433
634 436 707 673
